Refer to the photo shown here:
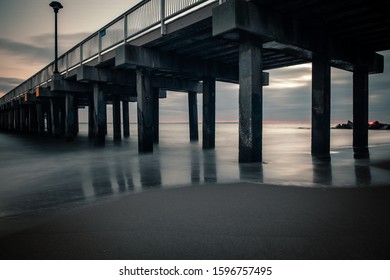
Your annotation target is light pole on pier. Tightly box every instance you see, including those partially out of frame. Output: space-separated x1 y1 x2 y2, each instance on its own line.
49 1 63 74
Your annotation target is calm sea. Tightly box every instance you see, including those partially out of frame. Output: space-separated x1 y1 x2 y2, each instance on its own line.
0 123 389 220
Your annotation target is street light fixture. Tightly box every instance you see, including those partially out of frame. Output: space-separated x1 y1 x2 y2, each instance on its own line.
49 1 63 74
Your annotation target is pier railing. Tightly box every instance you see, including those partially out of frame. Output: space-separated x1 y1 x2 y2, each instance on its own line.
0 0 218 106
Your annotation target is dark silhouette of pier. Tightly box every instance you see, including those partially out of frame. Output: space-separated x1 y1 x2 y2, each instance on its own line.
0 0 388 162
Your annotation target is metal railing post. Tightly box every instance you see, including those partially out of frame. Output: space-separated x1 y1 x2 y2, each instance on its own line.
80 44 83 65
98 32 102 63
161 0 166 35
124 15 128 43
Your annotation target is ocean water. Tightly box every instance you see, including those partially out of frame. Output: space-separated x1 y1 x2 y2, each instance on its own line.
0 123 389 220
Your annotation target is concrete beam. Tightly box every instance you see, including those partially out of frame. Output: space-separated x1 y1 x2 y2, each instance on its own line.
76 66 136 86
116 45 239 83
35 87 53 98
154 77 203 93
51 74 92 93
213 0 384 74
77 65 211 92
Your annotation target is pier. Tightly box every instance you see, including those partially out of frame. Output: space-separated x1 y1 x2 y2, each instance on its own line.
0 0 388 162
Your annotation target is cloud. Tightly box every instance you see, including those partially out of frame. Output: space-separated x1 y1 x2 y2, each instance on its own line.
0 77 24 96
30 32 91 55
0 38 52 63
0 32 92 68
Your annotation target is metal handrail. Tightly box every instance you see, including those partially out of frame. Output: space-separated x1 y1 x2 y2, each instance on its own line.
0 0 217 106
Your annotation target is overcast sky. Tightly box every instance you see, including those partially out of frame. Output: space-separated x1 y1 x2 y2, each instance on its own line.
0 0 389 123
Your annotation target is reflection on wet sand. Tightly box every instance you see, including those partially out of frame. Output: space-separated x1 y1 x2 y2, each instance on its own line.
354 160 372 186
203 149 217 183
91 163 113 196
0 123 389 220
312 158 333 186
190 144 201 184
138 154 162 188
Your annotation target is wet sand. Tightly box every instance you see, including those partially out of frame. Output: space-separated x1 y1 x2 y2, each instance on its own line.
1 182 390 260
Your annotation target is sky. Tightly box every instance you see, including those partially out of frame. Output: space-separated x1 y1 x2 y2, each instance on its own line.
0 0 389 124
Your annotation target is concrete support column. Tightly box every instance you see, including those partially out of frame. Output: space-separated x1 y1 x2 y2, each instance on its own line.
153 88 159 144
188 91 199 141
46 105 52 134
50 99 61 137
311 52 331 160
353 67 369 159
202 76 216 149
0 111 2 130
112 94 122 143
93 84 106 145
36 104 45 134
136 69 154 153
122 100 130 138
88 93 94 138
28 105 38 133
10 108 15 131
14 108 20 132
60 101 66 136
65 92 77 140
20 107 27 133
238 40 263 163
74 98 79 134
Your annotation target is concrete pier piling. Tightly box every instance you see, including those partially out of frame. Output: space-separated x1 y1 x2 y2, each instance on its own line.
353 67 370 159
152 88 159 144
188 91 199 142
202 77 216 150
93 84 106 145
65 93 77 140
122 100 130 138
311 52 331 160
136 69 154 153
50 99 61 137
36 104 45 134
112 94 121 143
238 40 263 163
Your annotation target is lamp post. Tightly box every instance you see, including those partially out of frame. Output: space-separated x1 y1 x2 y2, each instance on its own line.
49 1 63 74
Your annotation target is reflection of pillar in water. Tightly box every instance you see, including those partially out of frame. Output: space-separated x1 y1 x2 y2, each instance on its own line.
203 150 217 183
91 165 113 196
354 161 372 186
115 160 128 192
239 163 263 182
312 159 332 186
124 161 134 190
138 155 162 188
190 146 201 183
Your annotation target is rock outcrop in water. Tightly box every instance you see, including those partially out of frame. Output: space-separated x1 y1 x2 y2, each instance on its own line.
334 120 390 130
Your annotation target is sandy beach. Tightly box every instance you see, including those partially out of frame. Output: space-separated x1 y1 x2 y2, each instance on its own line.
1 181 390 260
